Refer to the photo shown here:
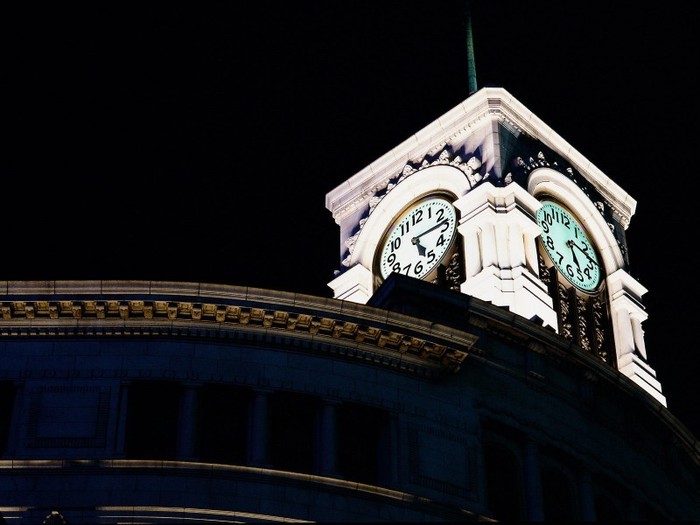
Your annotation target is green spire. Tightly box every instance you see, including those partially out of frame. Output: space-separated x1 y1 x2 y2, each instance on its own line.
466 1 477 95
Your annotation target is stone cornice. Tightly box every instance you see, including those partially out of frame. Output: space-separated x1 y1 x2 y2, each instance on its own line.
1 280 697 464
0 281 475 377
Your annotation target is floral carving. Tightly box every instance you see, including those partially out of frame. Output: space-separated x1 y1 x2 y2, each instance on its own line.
340 147 483 267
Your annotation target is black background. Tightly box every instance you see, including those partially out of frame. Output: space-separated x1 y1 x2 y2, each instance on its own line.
3 2 699 437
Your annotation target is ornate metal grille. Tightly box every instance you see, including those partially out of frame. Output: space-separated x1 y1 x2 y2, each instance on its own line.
539 254 613 366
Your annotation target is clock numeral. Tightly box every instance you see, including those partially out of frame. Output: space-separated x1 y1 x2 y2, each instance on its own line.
411 210 423 226
427 250 435 264
436 208 445 221
571 265 585 283
391 237 401 252
541 209 573 232
566 264 575 279
400 222 410 235
436 234 446 247
560 213 570 229
551 209 571 229
413 261 424 275
387 253 396 265
545 235 554 251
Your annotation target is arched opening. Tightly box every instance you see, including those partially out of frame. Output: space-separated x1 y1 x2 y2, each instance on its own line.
268 391 318 474
336 402 390 484
198 384 251 465
595 493 623 521
125 380 181 460
541 467 576 520
483 440 523 521
0 382 15 456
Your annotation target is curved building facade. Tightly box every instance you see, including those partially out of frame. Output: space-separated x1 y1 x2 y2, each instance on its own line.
0 276 697 523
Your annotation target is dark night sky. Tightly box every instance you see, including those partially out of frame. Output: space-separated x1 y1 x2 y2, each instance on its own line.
3 2 699 437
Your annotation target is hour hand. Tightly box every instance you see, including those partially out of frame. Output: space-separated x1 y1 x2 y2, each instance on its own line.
567 240 581 269
411 237 426 256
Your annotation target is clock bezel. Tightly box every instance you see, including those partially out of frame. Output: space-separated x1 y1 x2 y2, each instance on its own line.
536 199 602 293
375 193 459 282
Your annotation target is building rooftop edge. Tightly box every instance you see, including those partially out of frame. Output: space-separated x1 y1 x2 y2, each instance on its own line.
325 86 636 224
0 278 697 463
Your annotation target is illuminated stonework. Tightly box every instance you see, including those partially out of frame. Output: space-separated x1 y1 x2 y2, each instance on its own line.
341 147 483 269
0 295 471 376
0 276 695 522
327 87 665 408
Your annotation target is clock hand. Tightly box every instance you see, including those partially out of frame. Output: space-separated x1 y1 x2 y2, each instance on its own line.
567 240 581 269
411 219 448 244
411 220 447 257
569 240 599 266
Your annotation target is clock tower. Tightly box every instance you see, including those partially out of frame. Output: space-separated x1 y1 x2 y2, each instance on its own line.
325 87 665 407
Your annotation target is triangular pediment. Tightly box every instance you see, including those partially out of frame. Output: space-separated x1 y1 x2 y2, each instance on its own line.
326 87 635 232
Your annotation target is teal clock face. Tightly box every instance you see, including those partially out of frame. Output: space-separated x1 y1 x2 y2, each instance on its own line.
536 201 601 291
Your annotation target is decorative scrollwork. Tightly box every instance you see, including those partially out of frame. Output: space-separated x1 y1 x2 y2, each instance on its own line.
538 253 552 288
445 252 462 292
592 296 608 363
558 283 574 341
341 147 483 267
576 294 591 352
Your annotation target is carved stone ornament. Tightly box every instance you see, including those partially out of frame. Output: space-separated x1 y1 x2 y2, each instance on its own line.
517 151 630 266
341 147 483 267
0 298 471 375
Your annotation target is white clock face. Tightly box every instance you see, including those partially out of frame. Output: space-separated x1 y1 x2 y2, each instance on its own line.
536 200 601 291
378 197 458 280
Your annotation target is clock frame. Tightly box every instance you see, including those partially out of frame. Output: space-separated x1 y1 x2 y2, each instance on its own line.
376 195 458 282
536 200 601 292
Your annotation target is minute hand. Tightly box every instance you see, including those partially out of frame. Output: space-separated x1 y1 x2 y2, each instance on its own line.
411 219 448 244
569 240 598 266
